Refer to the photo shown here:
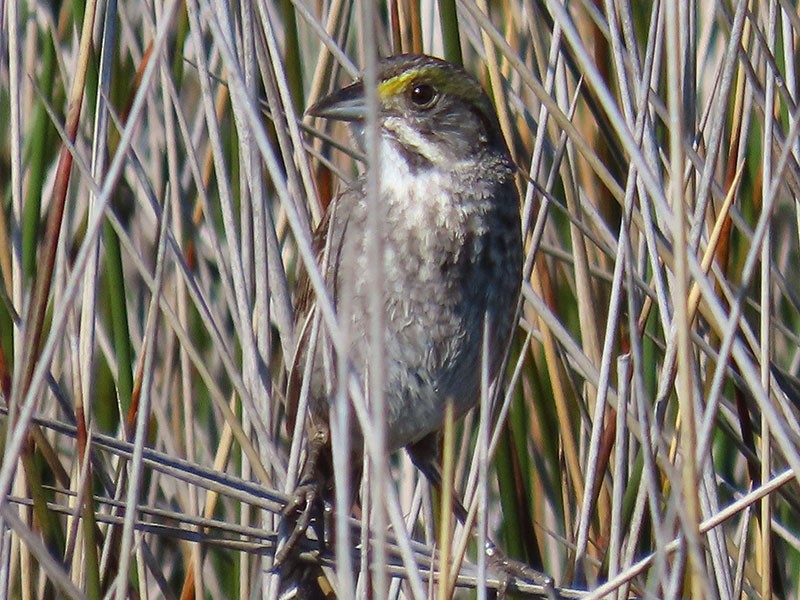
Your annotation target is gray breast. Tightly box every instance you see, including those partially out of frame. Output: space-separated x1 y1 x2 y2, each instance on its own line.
310 168 521 452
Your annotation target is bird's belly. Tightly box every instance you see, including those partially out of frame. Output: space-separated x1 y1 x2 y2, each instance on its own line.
383 366 477 452
380 302 483 452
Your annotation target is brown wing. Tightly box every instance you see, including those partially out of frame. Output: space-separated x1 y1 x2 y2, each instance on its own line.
285 179 359 436
284 206 332 436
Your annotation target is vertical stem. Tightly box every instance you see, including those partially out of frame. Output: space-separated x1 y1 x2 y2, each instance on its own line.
438 0 463 65
438 401 455 600
760 2 777 599
360 3 387 596
665 0 703 595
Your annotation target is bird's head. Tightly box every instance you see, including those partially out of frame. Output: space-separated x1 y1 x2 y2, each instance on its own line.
308 54 510 170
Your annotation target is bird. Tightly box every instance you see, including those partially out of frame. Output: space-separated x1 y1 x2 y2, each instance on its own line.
280 53 524 595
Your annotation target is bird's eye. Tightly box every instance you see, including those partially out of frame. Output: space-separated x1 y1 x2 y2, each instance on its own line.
409 83 437 108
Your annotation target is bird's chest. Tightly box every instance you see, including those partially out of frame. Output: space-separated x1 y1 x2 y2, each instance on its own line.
377 167 494 326
343 171 497 404
335 155 516 449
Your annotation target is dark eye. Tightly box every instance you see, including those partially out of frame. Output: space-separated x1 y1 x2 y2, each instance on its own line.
409 83 437 108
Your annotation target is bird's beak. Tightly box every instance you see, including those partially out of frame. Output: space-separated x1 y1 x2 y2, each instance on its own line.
306 81 366 121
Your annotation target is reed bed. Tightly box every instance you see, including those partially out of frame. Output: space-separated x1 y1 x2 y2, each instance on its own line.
2 1 800 598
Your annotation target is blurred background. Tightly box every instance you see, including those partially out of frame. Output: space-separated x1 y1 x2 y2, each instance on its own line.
2 0 800 598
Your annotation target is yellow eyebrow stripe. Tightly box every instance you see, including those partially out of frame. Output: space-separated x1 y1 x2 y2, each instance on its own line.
377 69 422 98
376 65 487 113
